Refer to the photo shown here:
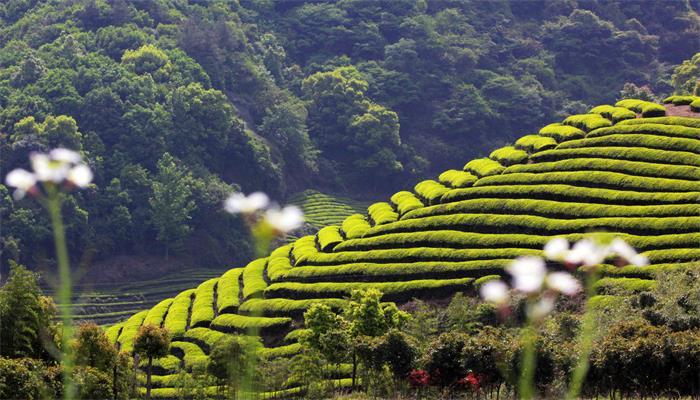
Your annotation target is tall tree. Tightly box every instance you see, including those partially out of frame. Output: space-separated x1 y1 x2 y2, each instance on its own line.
133 324 170 400
149 153 196 258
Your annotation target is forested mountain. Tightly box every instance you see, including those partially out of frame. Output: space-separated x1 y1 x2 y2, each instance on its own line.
1 0 698 273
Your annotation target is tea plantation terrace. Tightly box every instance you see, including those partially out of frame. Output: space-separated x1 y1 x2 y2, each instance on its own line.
107 100 700 397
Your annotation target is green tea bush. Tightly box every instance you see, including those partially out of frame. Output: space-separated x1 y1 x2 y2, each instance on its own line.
259 343 302 359
138 355 180 374
217 268 243 314
539 123 585 141
301 246 538 265
589 105 636 122
144 299 175 327
183 328 227 351
504 157 700 181
367 202 398 225
443 183 700 206
438 169 477 188
563 113 613 131
105 324 123 344
365 212 700 238
163 289 195 338
316 226 344 252
662 95 699 105
239 298 347 316
532 146 700 167
475 170 700 193
282 259 507 281
341 214 371 239
615 98 666 117
463 158 505 178
617 116 700 129
489 146 529 166
117 310 148 353
514 135 557 153
391 191 424 216
242 259 268 299
210 314 291 333
414 180 449 204
292 235 317 265
268 245 293 281
190 278 218 328
586 123 700 141
593 277 657 294
691 97 700 112
170 341 208 370
403 197 700 221
641 248 700 263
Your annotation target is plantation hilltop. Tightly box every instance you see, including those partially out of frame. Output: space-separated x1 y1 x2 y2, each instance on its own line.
106 98 700 398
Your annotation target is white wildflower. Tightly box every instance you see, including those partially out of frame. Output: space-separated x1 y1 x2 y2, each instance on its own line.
5 169 36 200
530 296 555 320
506 256 547 293
546 272 582 296
543 237 569 261
30 153 70 183
265 205 304 233
49 148 82 164
224 192 270 214
565 239 608 266
67 164 93 188
480 280 509 304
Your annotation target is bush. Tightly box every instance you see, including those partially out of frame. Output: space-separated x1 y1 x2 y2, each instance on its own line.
538 123 585 141
514 135 557 153
414 180 449 204
533 146 700 168
74 366 113 400
117 310 148 353
367 202 398 225
589 105 636 122
144 298 175 327
438 169 477 188
162 289 195 338
463 158 505 178
615 98 666 117
242 258 268 299
190 278 218 328
563 113 613 131
210 314 291 332
489 146 528 166
291 235 317 265
0 357 58 399
390 191 424 216
341 214 372 239
423 332 469 387
617 116 700 129
662 95 700 105
268 245 293 281
586 122 700 141
316 226 344 252
461 326 515 391
217 268 243 313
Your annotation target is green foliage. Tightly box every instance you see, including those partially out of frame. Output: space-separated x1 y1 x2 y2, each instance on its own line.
162 290 194 338
539 123 585 141
190 278 218 328
341 214 371 239
615 99 666 117
367 202 398 226
143 298 174 328
670 52 700 95
390 191 424 216
563 113 613 131
210 314 291 332
207 335 261 398
242 258 268 299
489 146 529 166
414 180 449 204
316 226 343 252
0 263 56 359
589 105 636 122
134 324 171 399
0 357 59 399
121 44 171 77
217 268 243 314
514 135 558 153
74 323 117 373
463 157 505 178
438 169 477 188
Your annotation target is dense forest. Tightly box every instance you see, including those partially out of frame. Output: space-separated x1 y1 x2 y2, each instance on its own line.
1 0 699 273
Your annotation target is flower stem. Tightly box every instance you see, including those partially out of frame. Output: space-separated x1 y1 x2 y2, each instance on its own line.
566 269 600 399
519 310 537 400
47 192 75 400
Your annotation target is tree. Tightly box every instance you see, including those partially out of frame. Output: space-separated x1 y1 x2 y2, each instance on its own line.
208 335 261 399
149 153 196 258
121 44 172 79
0 262 56 359
302 303 350 386
74 323 117 372
260 99 319 173
133 324 170 400
670 52 700 95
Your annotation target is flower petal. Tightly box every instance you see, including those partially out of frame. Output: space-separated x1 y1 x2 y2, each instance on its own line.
506 256 546 293
50 148 81 164
67 164 93 187
5 169 36 190
546 272 581 296
543 237 569 261
480 280 509 304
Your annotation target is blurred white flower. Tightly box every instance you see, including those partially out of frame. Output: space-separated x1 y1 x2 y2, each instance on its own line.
224 192 270 214
629 254 649 266
530 296 555 320
31 153 70 183
67 164 93 188
544 237 569 261
610 238 648 266
546 272 581 296
5 169 36 199
50 148 81 164
565 239 608 266
480 280 509 304
506 256 547 293
265 205 304 233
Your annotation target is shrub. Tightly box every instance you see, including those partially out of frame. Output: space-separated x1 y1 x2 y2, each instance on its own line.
217 268 243 314
341 214 371 239
514 135 557 153
532 146 700 168
105 323 123 344
183 328 227 351
242 258 268 299
292 235 317 265
170 341 208 370
414 180 449 204
238 298 347 316
210 314 291 332
0 357 58 399
691 97 700 112
563 113 613 131
144 298 175 327
615 98 666 117
317 226 344 252
463 158 505 178
617 116 700 129
423 332 469 387
438 169 477 188
538 123 585 141
162 289 195 338
593 277 657 294
461 326 515 391
589 105 636 122
367 202 398 225
662 95 699 105
190 278 218 328
117 310 148 353
586 123 700 141
391 191 424 216
489 146 528 166
268 245 293 281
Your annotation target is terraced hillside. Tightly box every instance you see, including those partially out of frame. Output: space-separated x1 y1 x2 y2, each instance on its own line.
288 190 368 229
107 100 700 397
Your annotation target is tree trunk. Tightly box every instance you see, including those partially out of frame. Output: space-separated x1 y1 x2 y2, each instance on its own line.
147 356 153 399
351 350 357 390
112 363 117 400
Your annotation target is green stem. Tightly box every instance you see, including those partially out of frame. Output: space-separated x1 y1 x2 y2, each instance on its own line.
47 192 76 400
519 314 537 400
566 269 601 399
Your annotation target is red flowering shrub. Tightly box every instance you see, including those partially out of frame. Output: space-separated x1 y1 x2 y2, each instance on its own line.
457 371 483 391
408 369 430 387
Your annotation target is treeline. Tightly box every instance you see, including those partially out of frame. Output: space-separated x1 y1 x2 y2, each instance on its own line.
1 0 698 270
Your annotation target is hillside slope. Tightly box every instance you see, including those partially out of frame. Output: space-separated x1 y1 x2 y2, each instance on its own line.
107 99 700 396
